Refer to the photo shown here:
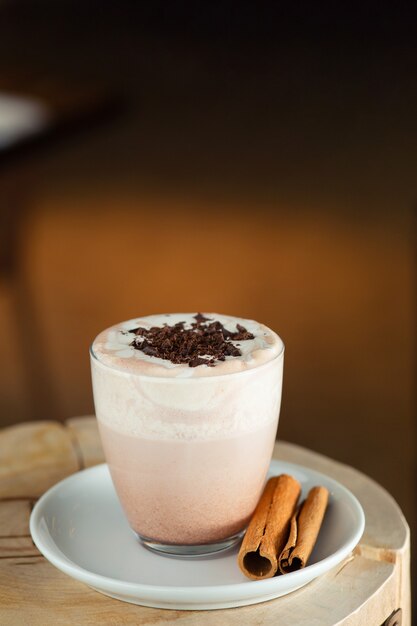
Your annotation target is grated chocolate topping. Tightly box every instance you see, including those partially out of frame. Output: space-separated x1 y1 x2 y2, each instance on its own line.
129 313 255 367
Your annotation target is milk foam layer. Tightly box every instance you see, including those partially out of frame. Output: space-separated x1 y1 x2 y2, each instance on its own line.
91 313 283 378
91 313 284 440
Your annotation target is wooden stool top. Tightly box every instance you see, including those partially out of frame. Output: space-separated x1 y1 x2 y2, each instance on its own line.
0 416 410 625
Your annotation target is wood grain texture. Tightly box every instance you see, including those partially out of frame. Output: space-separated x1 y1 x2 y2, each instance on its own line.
0 421 78 498
0 417 410 625
0 556 398 626
0 536 39 558
0 500 32 536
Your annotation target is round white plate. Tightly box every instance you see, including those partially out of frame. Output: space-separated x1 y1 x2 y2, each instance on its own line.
30 460 364 610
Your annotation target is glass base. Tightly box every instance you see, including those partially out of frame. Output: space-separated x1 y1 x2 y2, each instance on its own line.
134 530 245 557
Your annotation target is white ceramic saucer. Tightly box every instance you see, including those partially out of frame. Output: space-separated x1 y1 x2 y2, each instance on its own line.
30 460 365 610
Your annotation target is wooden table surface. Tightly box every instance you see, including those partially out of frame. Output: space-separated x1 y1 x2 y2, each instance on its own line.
0 417 410 625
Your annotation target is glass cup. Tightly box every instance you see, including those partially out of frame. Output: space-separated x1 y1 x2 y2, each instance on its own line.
90 330 284 556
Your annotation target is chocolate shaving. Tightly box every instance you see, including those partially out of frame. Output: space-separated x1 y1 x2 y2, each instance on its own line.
193 313 211 324
129 314 254 367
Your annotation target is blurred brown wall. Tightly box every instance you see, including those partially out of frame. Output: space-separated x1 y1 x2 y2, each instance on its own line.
0 189 414 530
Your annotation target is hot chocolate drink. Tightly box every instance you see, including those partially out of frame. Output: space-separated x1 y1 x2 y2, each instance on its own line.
91 313 284 555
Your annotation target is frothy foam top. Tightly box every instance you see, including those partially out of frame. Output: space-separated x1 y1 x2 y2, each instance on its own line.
91 313 283 378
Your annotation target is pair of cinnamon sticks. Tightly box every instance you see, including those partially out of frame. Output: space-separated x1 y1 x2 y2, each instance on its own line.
238 474 328 580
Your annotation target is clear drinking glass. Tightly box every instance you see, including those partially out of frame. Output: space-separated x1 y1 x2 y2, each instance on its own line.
90 328 284 556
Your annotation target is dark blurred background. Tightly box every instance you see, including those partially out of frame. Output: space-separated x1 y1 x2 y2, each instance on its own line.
0 0 415 602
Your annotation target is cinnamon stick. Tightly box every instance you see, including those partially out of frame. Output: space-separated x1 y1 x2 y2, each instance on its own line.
279 485 329 573
238 474 301 580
